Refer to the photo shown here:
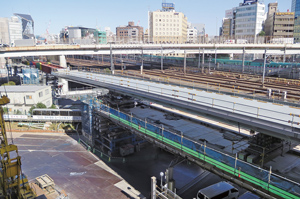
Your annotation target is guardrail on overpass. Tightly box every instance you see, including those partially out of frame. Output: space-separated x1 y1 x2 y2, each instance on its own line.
53 69 300 144
2 43 300 57
79 94 300 199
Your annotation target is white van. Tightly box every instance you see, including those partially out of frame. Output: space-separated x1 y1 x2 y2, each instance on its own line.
197 181 239 199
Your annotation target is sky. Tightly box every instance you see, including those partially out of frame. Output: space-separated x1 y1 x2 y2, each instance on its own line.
1 0 292 36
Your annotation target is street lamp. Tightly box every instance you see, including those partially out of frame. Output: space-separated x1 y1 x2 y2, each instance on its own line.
160 172 164 189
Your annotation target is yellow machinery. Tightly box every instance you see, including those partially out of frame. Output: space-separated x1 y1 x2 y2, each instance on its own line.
0 95 36 199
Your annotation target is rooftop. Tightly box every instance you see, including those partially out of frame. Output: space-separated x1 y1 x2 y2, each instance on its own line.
0 85 50 93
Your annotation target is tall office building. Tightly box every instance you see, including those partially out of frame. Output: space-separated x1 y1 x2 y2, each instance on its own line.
0 16 22 45
234 0 266 39
265 3 294 41
116 21 144 44
292 0 300 17
221 8 237 37
148 3 187 44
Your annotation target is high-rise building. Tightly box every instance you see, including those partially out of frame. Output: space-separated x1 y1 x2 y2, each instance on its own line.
105 27 116 43
234 0 266 39
148 3 187 44
221 18 233 36
187 23 198 43
14 13 34 39
294 17 300 43
265 3 278 36
0 16 22 45
116 22 143 44
292 0 300 17
221 8 237 37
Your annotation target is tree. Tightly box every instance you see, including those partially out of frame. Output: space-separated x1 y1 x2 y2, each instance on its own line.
1 81 16 86
36 102 46 109
28 105 36 115
3 107 8 114
258 31 265 36
50 104 57 109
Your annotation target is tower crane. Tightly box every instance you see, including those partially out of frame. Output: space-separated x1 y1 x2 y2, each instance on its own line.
0 95 36 199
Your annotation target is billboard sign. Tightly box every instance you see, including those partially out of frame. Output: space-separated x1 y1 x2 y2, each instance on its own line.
162 3 175 9
244 0 258 4
225 9 234 18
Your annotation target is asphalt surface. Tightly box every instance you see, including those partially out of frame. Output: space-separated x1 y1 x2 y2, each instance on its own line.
11 132 140 199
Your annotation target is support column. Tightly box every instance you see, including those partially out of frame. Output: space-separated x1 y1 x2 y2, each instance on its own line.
161 47 163 71
151 177 157 199
110 44 115 74
184 50 187 75
202 48 205 73
283 47 286 63
59 55 67 68
262 49 267 87
140 48 144 74
61 78 69 94
198 47 201 69
242 47 245 73
214 48 217 65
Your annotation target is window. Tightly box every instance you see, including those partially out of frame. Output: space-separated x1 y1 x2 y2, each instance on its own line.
39 91 43 97
45 89 49 95
26 95 32 99
211 191 229 199
197 193 205 199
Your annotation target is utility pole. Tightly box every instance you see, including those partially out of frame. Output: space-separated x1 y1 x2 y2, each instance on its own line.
262 49 267 87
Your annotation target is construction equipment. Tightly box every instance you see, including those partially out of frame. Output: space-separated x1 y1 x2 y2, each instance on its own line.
35 174 55 195
0 95 36 199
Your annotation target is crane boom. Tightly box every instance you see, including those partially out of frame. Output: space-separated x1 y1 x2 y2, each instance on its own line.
0 95 36 199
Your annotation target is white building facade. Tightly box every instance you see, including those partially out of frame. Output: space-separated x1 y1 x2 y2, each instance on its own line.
8 16 22 45
235 1 266 38
187 23 198 43
0 16 22 45
0 86 53 115
148 8 187 44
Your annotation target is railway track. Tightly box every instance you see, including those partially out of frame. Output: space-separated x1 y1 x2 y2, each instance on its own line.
51 57 300 102
121 69 300 102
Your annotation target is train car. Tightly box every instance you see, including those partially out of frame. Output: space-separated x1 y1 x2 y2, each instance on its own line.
32 108 81 122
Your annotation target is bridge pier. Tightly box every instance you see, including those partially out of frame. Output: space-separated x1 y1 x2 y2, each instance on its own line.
161 47 164 71
110 44 115 74
184 50 186 75
242 47 245 73
202 48 205 73
59 55 67 68
60 78 69 94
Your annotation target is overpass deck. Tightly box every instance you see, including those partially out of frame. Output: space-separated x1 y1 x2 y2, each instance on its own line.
77 94 300 199
53 69 300 143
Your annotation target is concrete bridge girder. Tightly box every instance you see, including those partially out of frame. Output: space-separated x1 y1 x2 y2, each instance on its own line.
1 44 300 58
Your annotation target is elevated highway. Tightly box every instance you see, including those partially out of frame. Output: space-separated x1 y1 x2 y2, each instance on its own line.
1 43 300 58
53 69 300 144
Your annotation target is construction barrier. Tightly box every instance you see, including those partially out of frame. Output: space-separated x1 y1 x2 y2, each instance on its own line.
79 95 300 199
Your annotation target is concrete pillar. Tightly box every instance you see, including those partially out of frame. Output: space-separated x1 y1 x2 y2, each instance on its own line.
59 55 67 68
283 47 286 63
229 53 234 60
198 47 201 69
141 48 144 74
242 47 245 73
262 49 267 87
151 177 157 199
110 44 115 74
161 47 163 71
61 78 69 94
184 50 187 75
214 48 217 65
202 48 205 73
